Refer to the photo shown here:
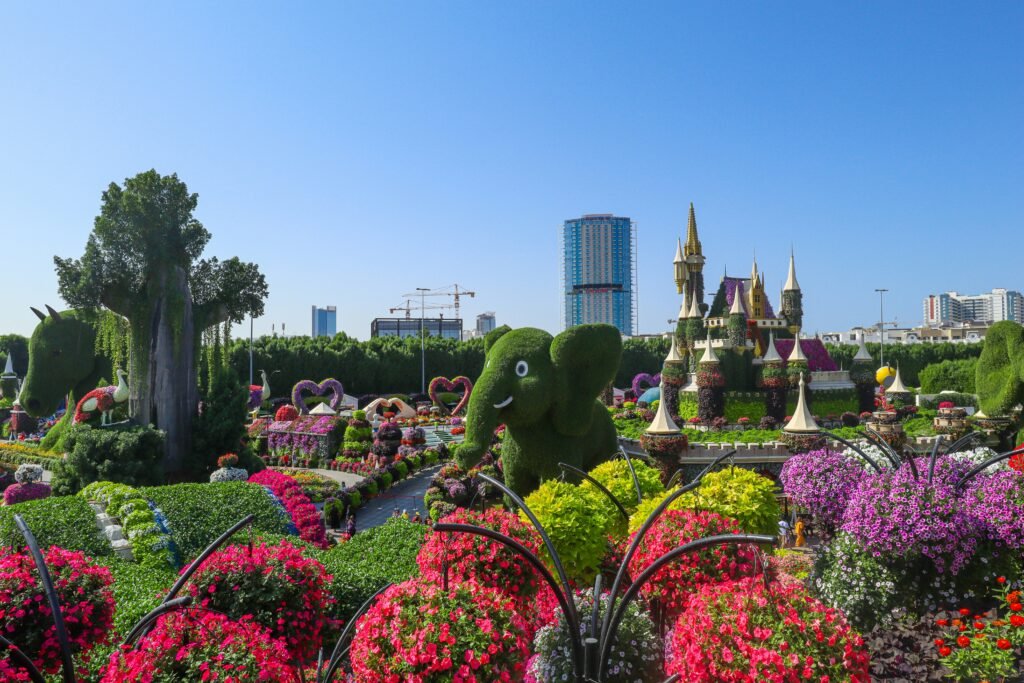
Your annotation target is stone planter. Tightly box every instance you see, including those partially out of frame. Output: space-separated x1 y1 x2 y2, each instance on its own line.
639 433 689 484
865 412 906 450
933 408 971 440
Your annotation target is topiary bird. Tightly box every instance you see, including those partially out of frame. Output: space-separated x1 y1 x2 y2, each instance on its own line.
248 369 270 411
74 368 129 425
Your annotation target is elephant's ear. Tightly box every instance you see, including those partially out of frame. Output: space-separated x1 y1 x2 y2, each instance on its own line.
550 324 622 435
976 321 1024 416
484 325 512 355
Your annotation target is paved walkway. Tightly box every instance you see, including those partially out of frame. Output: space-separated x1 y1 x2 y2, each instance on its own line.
351 464 441 531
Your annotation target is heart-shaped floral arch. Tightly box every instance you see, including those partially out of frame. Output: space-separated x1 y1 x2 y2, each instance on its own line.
428 376 473 416
631 372 661 399
291 378 345 414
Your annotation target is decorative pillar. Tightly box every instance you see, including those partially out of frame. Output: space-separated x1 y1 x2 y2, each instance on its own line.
696 333 725 422
758 332 787 423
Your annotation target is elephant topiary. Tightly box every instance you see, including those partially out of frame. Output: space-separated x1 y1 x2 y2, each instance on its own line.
458 323 623 495
976 320 1024 417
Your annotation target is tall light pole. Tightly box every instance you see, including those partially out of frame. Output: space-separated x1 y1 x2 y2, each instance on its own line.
249 316 254 386
417 287 429 394
875 288 888 367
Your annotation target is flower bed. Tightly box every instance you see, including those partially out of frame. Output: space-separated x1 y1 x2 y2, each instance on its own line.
276 467 340 502
267 415 346 464
248 469 328 548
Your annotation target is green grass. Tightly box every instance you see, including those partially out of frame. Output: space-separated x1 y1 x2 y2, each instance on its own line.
0 494 110 557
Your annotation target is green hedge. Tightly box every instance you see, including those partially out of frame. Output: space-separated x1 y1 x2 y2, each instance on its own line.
310 518 427 620
678 392 698 420
918 392 978 410
919 358 977 394
143 482 289 561
0 495 110 557
805 388 858 417
826 341 983 386
100 558 178 636
53 423 165 495
723 392 766 422
0 444 62 469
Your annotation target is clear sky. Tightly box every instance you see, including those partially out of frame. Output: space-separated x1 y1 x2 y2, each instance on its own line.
1 2 1021 340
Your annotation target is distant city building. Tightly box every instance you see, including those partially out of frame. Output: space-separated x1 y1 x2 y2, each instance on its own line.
923 289 1023 325
561 214 637 335
311 306 337 337
821 322 990 346
371 317 463 340
476 312 496 337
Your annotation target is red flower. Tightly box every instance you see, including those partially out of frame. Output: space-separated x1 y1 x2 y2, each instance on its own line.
959 607 972 616
997 638 1012 650
956 635 971 648
938 646 952 657
1011 603 1023 612
997 575 1007 584
1010 615 1024 627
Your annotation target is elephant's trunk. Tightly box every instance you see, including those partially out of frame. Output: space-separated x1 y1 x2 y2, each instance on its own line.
458 371 502 469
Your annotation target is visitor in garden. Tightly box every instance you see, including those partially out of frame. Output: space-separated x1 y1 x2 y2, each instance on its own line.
794 516 806 547
411 510 421 524
345 514 356 537
778 517 791 549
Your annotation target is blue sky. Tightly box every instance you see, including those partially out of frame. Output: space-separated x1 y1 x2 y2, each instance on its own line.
1 2 1021 339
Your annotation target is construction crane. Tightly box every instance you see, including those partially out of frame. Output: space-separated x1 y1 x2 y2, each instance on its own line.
401 284 476 324
389 299 455 319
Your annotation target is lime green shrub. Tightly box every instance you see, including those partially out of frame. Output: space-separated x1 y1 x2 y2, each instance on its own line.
81 481 174 568
584 459 664 519
522 479 612 582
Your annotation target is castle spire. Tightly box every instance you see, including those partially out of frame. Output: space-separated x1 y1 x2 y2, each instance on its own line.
762 331 782 363
729 282 746 316
687 292 702 319
678 291 690 320
699 331 720 364
673 237 687 294
784 247 800 291
783 372 820 434
684 202 702 258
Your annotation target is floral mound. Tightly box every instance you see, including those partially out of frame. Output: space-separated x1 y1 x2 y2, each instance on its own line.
100 611 297 682
667 576 870 682
0 546 115 675
780 448 865 535
185 541 332 661
350 578 531 682
248 469 328 547
417 507 541 605
528 588 663 683
626 509 758 621
522 479 612 582
3 463 51 505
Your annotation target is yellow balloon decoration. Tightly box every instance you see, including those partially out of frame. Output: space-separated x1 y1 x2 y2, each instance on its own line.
876 366 896 387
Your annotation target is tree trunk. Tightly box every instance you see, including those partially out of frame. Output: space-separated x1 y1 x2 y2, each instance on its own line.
133 266 197 474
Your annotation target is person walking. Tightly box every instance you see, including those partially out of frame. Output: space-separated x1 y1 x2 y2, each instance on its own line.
345 514 357 538
778 518 791 549
794 517 806 548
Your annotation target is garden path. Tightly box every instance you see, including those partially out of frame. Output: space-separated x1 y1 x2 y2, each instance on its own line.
308 468 363 488
352 464 441 531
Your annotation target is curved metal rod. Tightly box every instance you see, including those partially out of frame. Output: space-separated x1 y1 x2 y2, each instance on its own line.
584 573 603 680
863 426 904 469
559 462 630 523
945 430 982 456
121 596 193 648
927 435 944 484
474 473 580 628
13 515 76 683
598 449 737 665
319 583 393 683
0 634 48 683
600 534 775 678
661 676 682 683
665 467 685 489
820 431 884 473
616 445 644 505
432 522 585 680
956 445 1024 491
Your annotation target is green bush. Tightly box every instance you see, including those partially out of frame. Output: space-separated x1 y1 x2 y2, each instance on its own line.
723 393 767 422
630 467 780 536
52 423 165 495
379 471 393 489
143 482 288 561
394 460 409 479
522 479 612 582
0 494 110 557
190 365 264 479
311 518 426 620
100 558 178 636
584 459 664 520
919 358 978 394
805 389 859 418
678 392 698 420
918 392 978 410
81 481 175 568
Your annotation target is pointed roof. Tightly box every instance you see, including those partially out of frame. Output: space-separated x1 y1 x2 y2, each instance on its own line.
749 255 758 286
677 294 689 320
684 203 702 257
665 334 685 364
787 333 808 362
887 366 910 393
853 335 872 362
309 402 337 416
729 282 746 316
784 373 820 433
673 238 684 265
1 354 14 378
699 332 720 364
784 248 800 291
687 293 702 319
762 331 782 363
645 381 682 435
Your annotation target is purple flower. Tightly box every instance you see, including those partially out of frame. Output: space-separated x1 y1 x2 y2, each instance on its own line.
964 470 1024 549
780 449 865 533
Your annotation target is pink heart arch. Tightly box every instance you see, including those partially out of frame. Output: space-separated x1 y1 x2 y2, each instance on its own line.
428 376 474 416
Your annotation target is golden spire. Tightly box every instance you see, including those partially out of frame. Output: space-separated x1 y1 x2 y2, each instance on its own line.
684 202 702 257
673 237 687 293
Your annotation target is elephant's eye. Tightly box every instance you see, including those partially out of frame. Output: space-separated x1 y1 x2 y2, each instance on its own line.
515 360 529 377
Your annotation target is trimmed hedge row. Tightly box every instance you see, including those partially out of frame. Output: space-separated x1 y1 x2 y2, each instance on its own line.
0 443 62 469
919 358 977 394
143 482 289 561
81 481 176 569
0 494 110 557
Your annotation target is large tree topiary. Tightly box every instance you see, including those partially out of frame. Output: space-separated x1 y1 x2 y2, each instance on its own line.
49 170 267 472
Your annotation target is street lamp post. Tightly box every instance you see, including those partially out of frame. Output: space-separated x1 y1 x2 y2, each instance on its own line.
875 288 888 367
249 316 254 387
417 287 429 394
